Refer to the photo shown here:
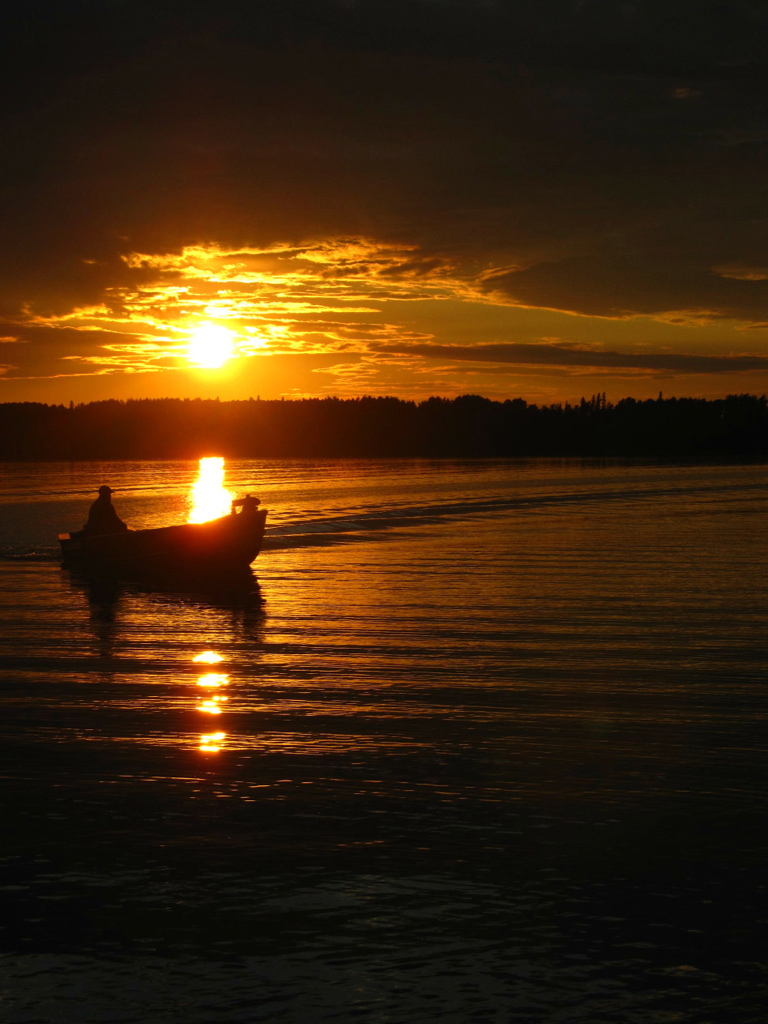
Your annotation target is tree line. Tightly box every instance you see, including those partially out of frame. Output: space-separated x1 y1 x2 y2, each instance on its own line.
0 393 766 460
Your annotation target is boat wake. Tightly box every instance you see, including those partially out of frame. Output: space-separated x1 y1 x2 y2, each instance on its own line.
0 545 61 562
1 474 758 560
261 476 754 550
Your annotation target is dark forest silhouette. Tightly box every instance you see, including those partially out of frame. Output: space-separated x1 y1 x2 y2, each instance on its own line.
0 393 766 460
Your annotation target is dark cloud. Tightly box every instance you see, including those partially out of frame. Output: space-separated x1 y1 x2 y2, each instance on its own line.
482 256 768 321
2 0 768 327
371 341 768 374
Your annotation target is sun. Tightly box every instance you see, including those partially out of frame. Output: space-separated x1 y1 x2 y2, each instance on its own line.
186 324 236 368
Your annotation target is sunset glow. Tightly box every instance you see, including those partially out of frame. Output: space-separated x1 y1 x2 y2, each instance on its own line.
2 6 765 1017
3 2 768 407
5 234 768 404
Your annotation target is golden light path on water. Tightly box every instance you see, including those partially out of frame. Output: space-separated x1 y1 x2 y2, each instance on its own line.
199 732 226 753
187 457 234 523
187 462 238 751
192 651 224 665
198 697 227 714
197 673 229 688
193 653 231 751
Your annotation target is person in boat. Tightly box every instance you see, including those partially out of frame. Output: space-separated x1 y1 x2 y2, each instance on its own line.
230 494 261 515
82 485 129 535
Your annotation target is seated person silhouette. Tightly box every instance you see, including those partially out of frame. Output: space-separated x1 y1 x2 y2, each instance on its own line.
83 485 129 535
230 494 261 515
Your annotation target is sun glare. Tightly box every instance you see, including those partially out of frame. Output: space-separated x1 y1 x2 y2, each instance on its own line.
188 456 234 523
187 323 236 368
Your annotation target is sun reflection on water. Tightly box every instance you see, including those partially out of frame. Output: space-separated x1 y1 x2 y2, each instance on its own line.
188 457 233 523
193 651 231 750
198 697 227 714
196 672 230 688
199 731 226 752
193 651 224 665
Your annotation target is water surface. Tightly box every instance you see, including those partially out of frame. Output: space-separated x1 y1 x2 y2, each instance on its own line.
0 459 766 1022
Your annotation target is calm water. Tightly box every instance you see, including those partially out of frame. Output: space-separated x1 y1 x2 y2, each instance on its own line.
0 459 766 1023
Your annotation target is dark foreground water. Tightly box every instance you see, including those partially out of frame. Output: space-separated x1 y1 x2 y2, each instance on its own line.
0 459 766 1023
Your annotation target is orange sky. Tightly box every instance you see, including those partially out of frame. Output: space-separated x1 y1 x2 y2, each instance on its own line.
2 2 768 407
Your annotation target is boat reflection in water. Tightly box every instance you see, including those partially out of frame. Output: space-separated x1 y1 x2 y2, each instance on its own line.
67 556 265 613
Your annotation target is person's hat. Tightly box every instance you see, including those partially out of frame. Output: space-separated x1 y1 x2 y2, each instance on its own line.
97 485 115 494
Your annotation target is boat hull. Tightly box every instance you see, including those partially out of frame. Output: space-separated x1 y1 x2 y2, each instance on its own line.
59 509 268 570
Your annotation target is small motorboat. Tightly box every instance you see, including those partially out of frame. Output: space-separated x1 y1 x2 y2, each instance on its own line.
59 496 267 571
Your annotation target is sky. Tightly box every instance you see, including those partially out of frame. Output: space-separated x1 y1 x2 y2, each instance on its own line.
2 0 768 406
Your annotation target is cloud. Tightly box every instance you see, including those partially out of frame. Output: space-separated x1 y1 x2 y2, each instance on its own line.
371 341 768 375
3 241 456 376
480 257 768 322
2 1 768 394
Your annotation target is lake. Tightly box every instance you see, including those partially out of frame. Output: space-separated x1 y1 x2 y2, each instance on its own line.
0 458 766 1023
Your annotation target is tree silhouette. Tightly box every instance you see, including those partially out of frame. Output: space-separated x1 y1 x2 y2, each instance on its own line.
0 393 765 460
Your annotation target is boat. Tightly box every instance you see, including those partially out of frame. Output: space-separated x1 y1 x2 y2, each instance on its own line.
59 497 267 571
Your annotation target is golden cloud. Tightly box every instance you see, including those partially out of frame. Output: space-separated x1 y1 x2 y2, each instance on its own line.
18 238 468 375
9 236 768 393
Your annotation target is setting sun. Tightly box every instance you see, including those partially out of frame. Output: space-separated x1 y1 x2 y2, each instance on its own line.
186 324 236 368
